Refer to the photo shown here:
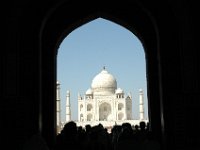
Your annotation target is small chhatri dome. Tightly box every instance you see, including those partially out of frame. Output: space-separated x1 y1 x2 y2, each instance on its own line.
91 67 117 95
86 88 93 95
139 88 143 94
116 88 124 94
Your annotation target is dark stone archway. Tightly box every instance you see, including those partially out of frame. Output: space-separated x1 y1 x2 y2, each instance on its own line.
4 0 199 149
40 0 161 146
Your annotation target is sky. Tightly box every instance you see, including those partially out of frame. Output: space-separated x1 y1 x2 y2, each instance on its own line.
57 18 148 122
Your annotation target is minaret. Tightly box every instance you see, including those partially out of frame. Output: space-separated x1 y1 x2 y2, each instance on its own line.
66 90 71 122
78 92 81 100
56 81 61 132
139 89 144 120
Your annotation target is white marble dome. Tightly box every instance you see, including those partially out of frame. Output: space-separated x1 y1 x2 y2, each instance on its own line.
91 68 117 95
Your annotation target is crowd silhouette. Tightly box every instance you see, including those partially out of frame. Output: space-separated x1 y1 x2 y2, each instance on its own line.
53 121 160 150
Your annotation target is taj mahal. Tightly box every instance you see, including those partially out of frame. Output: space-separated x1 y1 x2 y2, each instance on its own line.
56 67 148 132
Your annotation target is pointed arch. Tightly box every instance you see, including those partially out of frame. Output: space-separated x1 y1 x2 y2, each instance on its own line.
39 0 162 147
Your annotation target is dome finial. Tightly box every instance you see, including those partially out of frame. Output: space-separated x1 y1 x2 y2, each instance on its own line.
103 66 106 70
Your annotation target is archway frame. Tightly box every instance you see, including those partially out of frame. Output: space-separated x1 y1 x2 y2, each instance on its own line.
39 0 163 148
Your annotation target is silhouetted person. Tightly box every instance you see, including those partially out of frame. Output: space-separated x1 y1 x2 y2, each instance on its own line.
135 124 139 132
139 121 146 131
86 124 109 150
111 125 122 150
85 124 92 133
54 121 80 150
137 121 147 142
77 126 87 150
116 123 139 150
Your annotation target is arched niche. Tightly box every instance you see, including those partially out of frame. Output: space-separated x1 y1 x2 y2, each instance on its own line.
80 104 83 111
118 112 124 120
118 103 124 111
99 102 112 121
80 114 84 121
87 104 93 111
87 114 93 121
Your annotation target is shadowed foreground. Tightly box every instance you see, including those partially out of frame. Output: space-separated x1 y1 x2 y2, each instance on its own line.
53 121 160 150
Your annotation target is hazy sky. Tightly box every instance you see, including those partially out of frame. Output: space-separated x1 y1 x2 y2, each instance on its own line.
57 18 148 122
